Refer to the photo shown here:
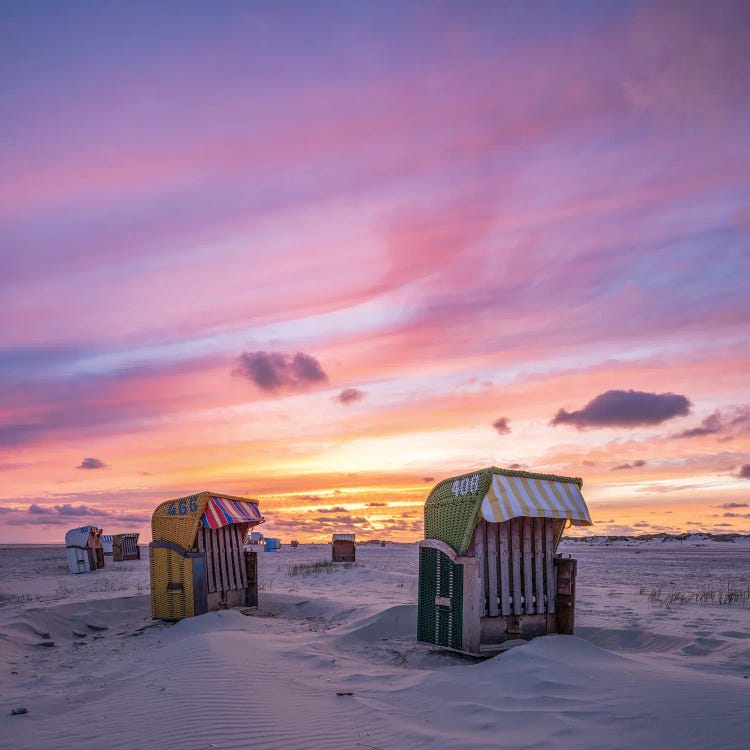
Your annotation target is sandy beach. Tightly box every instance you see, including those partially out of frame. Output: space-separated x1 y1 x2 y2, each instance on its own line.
1 540 749 749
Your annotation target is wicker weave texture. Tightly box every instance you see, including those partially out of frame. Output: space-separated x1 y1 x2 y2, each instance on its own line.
151 492 208 549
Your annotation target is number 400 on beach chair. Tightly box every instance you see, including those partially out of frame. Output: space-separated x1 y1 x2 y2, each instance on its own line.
417 467 592 656
149 491 265 620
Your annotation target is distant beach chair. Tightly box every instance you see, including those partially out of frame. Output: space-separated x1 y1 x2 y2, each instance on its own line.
247 531 264 545
332 533 356 562
149 492 265 620
101 534 114 557
65 526 105 574
264 537 281 552
113 533 141 561
290 539 299 548
417 467 592 656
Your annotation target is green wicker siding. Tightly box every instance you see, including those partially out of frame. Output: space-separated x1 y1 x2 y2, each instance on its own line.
423 466 583 554
417 546 463 650
417 546 437 644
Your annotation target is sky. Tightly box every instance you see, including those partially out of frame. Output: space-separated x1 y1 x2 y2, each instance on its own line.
1 0 749 544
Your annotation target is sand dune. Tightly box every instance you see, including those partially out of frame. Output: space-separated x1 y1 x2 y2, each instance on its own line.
1 542 749 749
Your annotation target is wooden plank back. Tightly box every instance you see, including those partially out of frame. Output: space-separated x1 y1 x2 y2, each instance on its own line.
472 521 487 616
510 518 523 615
498 521 511 615
522 518 534 615
486 520 499 616
545 518 555 613
533 518 545 614
198 526 248 594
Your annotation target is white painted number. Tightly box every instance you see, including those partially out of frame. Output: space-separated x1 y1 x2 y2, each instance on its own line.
452 473 480 497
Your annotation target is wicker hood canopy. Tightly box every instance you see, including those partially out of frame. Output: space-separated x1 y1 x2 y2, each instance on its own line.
424 467 592 554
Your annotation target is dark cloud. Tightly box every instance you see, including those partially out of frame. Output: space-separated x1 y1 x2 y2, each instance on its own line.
738 464 750 479
77 457 107 470
29 502 105 516
731 410 750 426
715 502 748 509
636 482 707 493
551 389 691 428
674 411 723 438
0 423 43 447
315 506 347 514
335 388 366 405
422 477 434 483
313 514 369 525
4 502 150 526
611 459 646 471
508 463 527 470
492 417 511 435
367 502 388 507
234 351 328 392
0 346 83 384
722 512 750 519
59 503 107 516
296 494 323 503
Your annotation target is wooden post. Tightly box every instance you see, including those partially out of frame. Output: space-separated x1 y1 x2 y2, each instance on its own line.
545 519 556 631
555 557 577 634
460 555 482 655
244 549 258 607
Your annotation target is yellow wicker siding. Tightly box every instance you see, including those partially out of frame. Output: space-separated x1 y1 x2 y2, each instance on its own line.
150 546 196 619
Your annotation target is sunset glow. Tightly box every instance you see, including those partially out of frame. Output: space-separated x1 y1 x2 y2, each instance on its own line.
2 1 749 543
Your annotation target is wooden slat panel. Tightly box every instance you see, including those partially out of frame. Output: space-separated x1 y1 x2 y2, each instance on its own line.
472 521 487 616
226 527 235 589
510 518 522 615
211 529 221 593
225 527 238 590
545 518 556 614
217 527 228 591
522 518 534 615
221 527 231 590
235 527 247 588
498 521 511 615
534 518 545 614
486 521 499 616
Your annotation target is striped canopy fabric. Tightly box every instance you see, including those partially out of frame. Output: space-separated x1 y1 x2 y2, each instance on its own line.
332 533 355 542
480 472 592 526
201 496 263 529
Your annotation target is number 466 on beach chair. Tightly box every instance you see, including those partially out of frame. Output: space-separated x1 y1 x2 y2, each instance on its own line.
417 467 592 656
